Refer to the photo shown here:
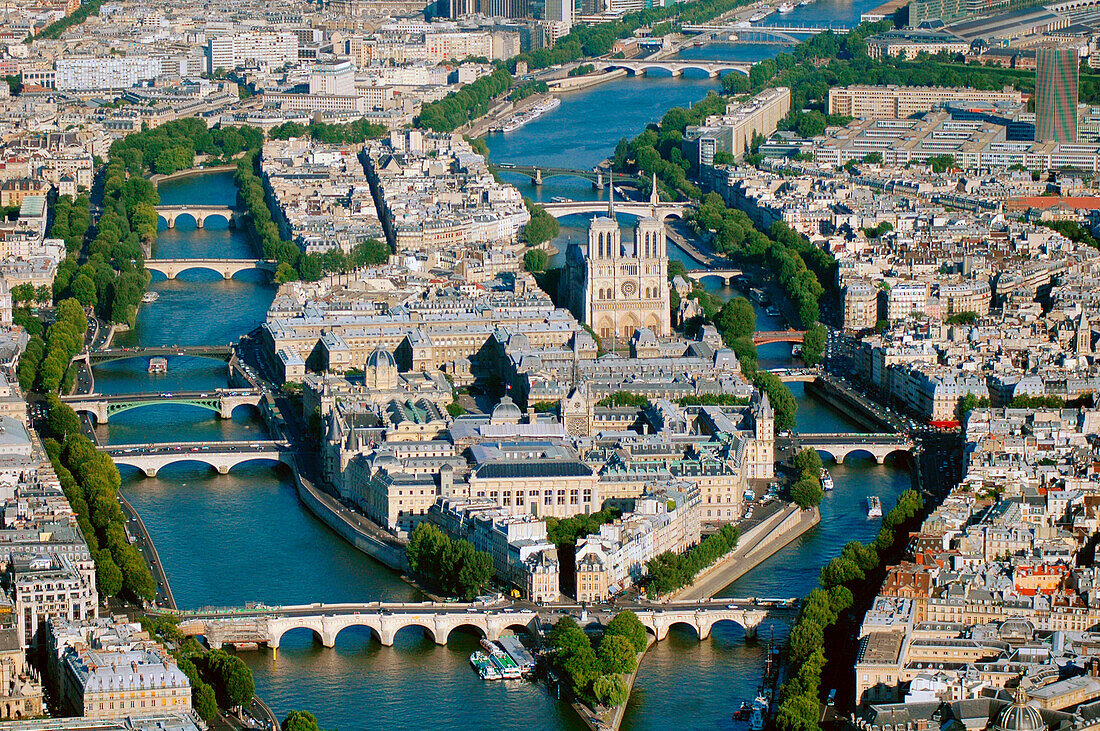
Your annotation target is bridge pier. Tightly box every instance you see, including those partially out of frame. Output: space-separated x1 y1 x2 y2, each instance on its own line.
165 217 175 229
216 464 230 475
195 216 204 229
594 170 604 190
533 168 542 186
144 467 158 478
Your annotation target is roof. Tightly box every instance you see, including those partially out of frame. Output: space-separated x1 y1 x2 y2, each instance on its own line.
475 460 593 479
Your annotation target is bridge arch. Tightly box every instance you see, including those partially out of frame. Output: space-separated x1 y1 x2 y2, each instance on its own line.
664 620 704 640
392 622 439 645
332 621 383 646
269 621 327 650
444 622 488 643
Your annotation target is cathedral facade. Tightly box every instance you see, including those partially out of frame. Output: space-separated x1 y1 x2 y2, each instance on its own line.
561 183 672 343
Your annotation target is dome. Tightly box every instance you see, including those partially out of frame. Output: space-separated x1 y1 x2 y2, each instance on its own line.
366 346 396 370
373 452 400 472
996 689 1044 731
491 395 522 423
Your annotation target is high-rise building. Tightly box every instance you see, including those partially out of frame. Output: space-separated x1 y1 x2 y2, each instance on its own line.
1035 43 1078 144
545 0 573 26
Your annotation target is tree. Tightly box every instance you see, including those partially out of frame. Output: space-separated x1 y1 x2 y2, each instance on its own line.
604 611 648 653
792 448 823 478
592 674 629 706
790 477 823 509
283 711 322 731
45 397 82 440
597 634 638 675
193 684 218 724
801 323 826 367
524 248 549 273
715 297 756 341
94 550 123 596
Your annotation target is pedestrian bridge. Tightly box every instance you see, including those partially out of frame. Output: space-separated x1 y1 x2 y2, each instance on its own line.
145 259 277 280
62 388 262 424
170 601 770 649
799 432 915 464
100 439 290 478
80 345 234 366
156 205 246 229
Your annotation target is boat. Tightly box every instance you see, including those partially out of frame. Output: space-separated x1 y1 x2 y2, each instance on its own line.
498 96 562 133
749 693 769 731
148 356 168 374
470 651 502 680
867 495 883 518
734 701 752 721
481 639 523 679
142 291 159 303
550 196 573 203
778 2 795 12
750 288 769 306
765 305 781 317
748 8 770 21
791 343 802 357
820 468 834 491
800 0 812 5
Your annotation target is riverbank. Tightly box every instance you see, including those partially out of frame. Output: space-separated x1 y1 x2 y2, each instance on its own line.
673 504 820 601
290 457 408 571
118 490 177 610
574 634 657 731
549 68 629 93
148 164 237 184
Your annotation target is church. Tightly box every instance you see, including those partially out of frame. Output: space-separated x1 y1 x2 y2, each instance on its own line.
560 176 672 344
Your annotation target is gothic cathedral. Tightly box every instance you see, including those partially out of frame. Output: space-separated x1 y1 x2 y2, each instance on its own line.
561 175 671 343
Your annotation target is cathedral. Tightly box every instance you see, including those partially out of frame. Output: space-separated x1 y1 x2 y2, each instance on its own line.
561 176 672 343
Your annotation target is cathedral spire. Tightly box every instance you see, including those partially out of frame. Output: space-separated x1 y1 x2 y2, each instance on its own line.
608 170 615 218
650 172 659 208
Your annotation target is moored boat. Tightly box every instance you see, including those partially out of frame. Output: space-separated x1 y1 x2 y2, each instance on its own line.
867 495 883 518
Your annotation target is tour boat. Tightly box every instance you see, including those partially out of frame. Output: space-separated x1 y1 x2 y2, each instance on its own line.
791 343 802 357
765 305 781 317
778 2 795 12
820 468 834 491
867 495 883 518
499 97 562 133
470 651 502 680
749 693 769 731
142 291 159 303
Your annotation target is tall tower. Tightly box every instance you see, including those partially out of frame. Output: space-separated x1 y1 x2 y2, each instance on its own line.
1035 43 1078 144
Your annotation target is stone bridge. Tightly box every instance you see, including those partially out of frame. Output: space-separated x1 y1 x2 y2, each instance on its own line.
62 388 262 424
156 205 246 229
100 439 290 478
145 259 277 280
171 601 772 650
799 432 915 464
694 268 743 286
539 200 689 220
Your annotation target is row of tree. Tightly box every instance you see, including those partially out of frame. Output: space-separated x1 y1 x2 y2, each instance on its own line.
405 523 493 601
776 489 924 731
790 448 824 509
41 401 158 602
545 505 622 547
268 119 387 144
48 193 92 254
417 68 513 133
109 118 263 177
546 612 647 707
645 523 740 596
17 298 85 394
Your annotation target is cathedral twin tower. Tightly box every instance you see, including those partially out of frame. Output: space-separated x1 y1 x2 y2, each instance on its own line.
562 175 672 344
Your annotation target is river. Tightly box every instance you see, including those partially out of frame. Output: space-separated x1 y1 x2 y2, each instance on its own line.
106 4 906 726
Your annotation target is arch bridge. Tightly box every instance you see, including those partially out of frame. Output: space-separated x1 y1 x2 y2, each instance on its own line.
754 330 805 345
100 439 289 478
61 388 262 424
539 200 689 220
596 60 753 77
489 164 632 188
798 432 915 464
156 205 246 229
145 258 277 280
170 601 771 651
694 268 743 286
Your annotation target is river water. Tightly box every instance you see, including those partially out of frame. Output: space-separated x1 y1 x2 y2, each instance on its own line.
107 5 907 727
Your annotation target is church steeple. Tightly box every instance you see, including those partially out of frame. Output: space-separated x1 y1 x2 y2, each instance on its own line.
608 170 615 218
650 172 659 208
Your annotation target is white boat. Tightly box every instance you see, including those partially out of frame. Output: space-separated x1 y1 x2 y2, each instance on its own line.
867 495 883 518
791 343 802 357
498 96 562 133
821 468 834 491
141 291 159 303
750 693 768 731
778 2 795 12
